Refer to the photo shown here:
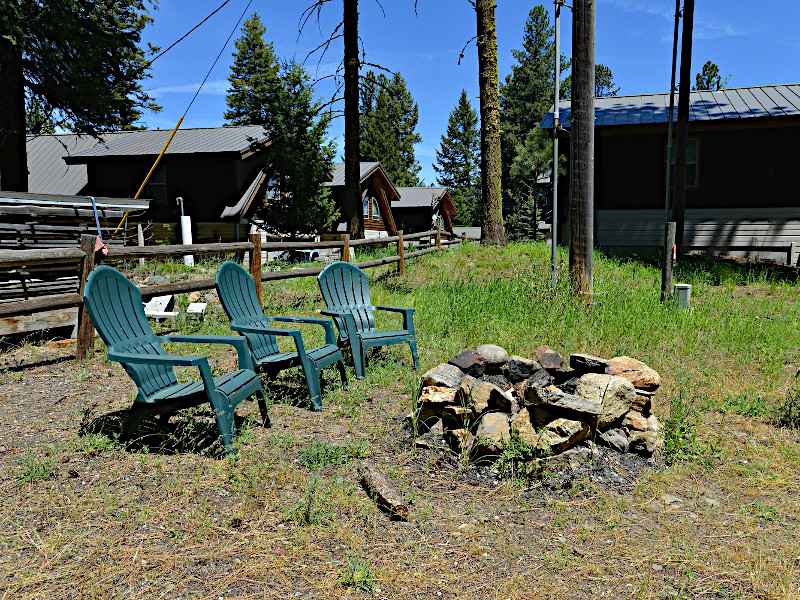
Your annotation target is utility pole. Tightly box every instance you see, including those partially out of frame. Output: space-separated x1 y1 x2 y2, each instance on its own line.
672 0 694 251
551 0 563 291
569 0 595 302
661 0 681 303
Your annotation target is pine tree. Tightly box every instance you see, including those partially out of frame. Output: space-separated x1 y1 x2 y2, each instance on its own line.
256 62 338 238
561 63 619 98
0 0 158 191
694 60 729 91
224 13 281 126
225 17 337 237
433 90 481 226
360 71 422 187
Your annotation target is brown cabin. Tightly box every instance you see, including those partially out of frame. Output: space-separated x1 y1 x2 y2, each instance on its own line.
323 162 398 238
541 83 800 265
391 187 456 234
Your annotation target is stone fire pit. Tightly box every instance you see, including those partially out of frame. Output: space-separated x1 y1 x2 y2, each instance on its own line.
412 344 663 471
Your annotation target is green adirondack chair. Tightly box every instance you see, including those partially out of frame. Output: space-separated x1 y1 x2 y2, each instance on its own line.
317 261 418 380
215 261 346 411
82 265 268 455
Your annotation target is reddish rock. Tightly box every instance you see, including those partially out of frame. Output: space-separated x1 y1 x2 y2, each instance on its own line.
448 350 486 377
605 356 662 391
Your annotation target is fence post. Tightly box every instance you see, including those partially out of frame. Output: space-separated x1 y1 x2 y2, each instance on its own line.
341 233 350 262
76 234 96 359
660 221 676 304
435 225 441 248
397 230 405 275
137 223 145 267
249 232 262 303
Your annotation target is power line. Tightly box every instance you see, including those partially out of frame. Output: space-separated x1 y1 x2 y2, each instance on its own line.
145 0 233 68
183 0 254 117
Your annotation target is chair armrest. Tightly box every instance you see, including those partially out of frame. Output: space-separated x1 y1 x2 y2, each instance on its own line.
374 305 415 314
267 316 337 346
319 308 360 342
374 305 416 333
230 324 306 357
160 334 253 371
108 351 206 368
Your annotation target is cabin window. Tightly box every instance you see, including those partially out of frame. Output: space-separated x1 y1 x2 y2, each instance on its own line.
363 197 370 218
669 138 698 188
146 165 167 204
372 199 380 221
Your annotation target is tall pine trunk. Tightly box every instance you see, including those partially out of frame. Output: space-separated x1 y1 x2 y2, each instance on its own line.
0 37 28 191
476 0 506 246
343 0 363 238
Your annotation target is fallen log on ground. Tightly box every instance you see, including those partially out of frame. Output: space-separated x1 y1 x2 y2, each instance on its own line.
357 459 409 521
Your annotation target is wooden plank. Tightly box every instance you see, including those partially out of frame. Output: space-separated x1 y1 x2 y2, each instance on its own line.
0 294 83 318
106 242 253 259
249 232 262 302
0 307 79 336
0 247 85 268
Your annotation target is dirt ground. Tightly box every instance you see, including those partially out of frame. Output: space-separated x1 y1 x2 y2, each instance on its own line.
2 339 799 600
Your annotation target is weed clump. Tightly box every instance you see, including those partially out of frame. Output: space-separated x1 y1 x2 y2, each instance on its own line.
338 556 376 594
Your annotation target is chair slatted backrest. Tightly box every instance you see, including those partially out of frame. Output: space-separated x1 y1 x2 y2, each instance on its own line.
82 266 177 398
317 262 376 336
215 261 281 361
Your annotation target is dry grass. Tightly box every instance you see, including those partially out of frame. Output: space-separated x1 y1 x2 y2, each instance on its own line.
1 243 800 599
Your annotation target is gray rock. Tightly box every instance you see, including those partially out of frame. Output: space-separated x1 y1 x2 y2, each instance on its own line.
475 344 510 370
536 345 566 371
460 377 511 413
448 350 486 377
512 410 590 454
575 373 636 428
628 430 659 457
415 432 446 450
599 428 629 453
661 493 683 505
422 363 466 388
569 353 609 372
144 274 168 286
504 355 540 382
445 428 475 454
526 386 602 417
622 410 649 431
474 412 511 450
537 445 597 473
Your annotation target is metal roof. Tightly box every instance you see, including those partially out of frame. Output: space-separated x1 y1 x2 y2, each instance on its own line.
325 162 382 187
540 83 800 128
26 134 99 195
63 125 270 160
0 191 149 211
392 187 447 209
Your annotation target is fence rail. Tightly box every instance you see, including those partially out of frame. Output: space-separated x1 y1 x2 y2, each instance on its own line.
0 227 465 358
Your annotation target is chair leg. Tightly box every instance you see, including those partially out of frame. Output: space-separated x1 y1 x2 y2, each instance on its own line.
209 392 237 455
121 404 152 441
300 359 324 412
409 339 419 370
255 388 271 428
352 339 367 380
337 359 348 388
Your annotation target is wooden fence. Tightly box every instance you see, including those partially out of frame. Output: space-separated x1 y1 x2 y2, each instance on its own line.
0 228 465 358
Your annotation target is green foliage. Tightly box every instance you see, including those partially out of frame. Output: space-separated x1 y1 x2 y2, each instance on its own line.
1 0 158 178
496 433 547 479
719 391 771 418
360 70 422 187
15 451 56 484
225 14 337 237
286 477 333 525
775 372 800 429
662 391 703 465
299 440 349 470
224 13 281 126
434 89 481 226
25 91 55 135
694 60 729 91
561 63 620 99
506 128 558 240
338 556 376 593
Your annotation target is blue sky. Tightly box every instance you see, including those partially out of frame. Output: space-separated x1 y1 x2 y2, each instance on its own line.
139 0 799 184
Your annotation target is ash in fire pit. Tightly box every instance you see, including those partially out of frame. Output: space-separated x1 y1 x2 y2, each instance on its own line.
411 344 663 477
